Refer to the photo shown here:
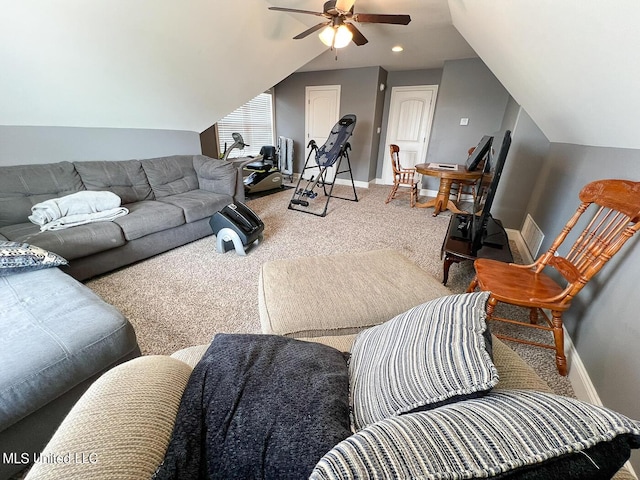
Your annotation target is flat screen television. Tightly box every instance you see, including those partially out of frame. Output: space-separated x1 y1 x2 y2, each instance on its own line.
470 129 512 251
465 135 493 171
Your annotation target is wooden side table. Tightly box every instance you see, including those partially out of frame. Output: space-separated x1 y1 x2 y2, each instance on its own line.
414 163 483 216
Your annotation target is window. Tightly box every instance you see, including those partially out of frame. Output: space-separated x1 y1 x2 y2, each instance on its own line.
217 91 275 158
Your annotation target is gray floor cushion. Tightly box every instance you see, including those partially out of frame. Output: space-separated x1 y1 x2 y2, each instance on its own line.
0 267 138 432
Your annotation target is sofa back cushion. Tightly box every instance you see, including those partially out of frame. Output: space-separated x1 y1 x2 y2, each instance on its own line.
140 156 199 199
0 162 85 228
74 160 153 204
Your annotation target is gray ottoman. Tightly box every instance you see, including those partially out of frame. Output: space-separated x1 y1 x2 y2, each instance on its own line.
0 267 139 479
258 249 451 350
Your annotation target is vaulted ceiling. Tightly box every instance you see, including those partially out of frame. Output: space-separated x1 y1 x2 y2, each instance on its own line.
2 1 639 149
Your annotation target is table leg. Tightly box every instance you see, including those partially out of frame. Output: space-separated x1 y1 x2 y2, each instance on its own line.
442 252 464 285
433 178 455 216
416 182 447 212
415 176 471 216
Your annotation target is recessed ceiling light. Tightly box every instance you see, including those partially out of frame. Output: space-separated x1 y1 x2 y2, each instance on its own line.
392 45 404 52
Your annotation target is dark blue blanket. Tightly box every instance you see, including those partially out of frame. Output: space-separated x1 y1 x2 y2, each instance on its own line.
153 334 351 480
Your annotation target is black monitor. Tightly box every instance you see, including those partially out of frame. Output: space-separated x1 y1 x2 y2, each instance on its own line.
465 135 493 171
471 130 512 250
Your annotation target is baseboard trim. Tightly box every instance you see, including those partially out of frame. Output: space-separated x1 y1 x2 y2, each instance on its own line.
289 174 370 190
333 178 370 189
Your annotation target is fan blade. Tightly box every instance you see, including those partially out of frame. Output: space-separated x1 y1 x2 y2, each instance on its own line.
293 22 330 40
335 0 356 13
353 13 411 25
346 23 368 46
268 6 325 17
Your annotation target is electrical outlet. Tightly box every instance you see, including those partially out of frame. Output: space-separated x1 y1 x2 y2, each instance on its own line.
460 118 469 126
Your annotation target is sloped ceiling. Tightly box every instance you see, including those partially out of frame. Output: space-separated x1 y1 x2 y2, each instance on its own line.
0 0 326 132
449 0 640 149
3 1 639 149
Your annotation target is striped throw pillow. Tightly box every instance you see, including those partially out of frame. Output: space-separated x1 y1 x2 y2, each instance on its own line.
349 291 497 431
311 390 640 480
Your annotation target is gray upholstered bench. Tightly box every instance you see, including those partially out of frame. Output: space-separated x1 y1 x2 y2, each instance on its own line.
0 267 140 479
258 249 451 348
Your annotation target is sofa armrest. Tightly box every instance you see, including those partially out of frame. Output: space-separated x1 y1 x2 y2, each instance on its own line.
193 155 244 202
25 356 192 480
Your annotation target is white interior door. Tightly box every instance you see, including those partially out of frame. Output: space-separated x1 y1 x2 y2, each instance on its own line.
305 85 340 182
382 85 438 185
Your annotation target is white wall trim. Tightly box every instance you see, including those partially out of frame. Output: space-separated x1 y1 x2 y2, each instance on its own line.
290 174 370 190
333 178 370 189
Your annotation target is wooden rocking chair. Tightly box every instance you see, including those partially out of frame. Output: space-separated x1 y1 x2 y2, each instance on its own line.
385 144 419 207
468 179 640 376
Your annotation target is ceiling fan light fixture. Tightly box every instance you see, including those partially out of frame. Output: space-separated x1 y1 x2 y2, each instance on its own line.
319 24 353 48
318 25 353 48
319 25 336 46
334 24 353 48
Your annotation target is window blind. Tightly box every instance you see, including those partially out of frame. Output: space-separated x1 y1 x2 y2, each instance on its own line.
217 92 275 158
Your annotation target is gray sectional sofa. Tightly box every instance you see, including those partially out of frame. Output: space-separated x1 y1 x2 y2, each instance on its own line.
0 154 245 280
0 154 244 479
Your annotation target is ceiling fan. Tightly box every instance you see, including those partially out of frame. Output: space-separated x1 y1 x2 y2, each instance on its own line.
269 0 411 49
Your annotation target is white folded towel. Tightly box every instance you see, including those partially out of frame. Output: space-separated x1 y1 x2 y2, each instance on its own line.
29 191 128 231
39 207 129 231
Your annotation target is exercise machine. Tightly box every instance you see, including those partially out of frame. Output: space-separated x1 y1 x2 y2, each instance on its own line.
243 145 284 194
221 133 284 195
288 114 358 217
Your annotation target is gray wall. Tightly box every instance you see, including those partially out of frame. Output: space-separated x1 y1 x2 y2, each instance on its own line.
274 66 386 183
422 58 510 190
525 143 640 471
0 126 201 166
427 58 510 164
491 101 551 230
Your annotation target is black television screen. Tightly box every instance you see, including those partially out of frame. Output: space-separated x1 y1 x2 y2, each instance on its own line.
465 135 493 171
471 130 512 249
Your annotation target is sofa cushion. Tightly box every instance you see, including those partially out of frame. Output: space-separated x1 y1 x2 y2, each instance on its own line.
311 390 640 480
114 201 185 241
349 291 498 431
74 160 154 203
0 267 138 431
0 221 126 260
140 156 199 199
158 190 231 223
193 155 237 196
0 241 68 276
0 162 85 228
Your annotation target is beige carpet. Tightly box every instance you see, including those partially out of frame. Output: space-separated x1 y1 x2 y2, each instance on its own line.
86 183 574 397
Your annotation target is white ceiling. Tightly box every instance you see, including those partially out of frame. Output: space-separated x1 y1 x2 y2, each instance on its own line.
2 0 640 150
280 0 478 72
